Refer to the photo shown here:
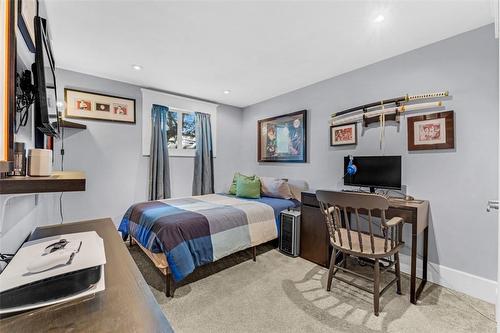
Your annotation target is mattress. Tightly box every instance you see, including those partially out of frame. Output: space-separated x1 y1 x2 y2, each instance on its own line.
119 194 298 281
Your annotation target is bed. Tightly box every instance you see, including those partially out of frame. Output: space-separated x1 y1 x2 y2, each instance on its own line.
118 193 301 296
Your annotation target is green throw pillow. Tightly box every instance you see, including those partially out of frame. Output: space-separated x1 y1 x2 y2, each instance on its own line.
228 173 240 195
236 176 261 199
229 173 256 195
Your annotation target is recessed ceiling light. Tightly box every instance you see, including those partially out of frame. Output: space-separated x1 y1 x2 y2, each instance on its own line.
132 64 143 71
374 14 385 23
223 90 231 94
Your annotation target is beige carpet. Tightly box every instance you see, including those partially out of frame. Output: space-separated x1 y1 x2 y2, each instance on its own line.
128 244 495 333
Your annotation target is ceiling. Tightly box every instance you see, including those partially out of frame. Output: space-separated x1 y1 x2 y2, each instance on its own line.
44 1 495 108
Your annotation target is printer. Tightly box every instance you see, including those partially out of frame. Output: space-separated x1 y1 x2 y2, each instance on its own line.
0 231 106 315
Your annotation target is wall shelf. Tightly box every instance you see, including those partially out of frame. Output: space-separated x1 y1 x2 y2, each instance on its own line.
53 120 87 129
0 171 86 194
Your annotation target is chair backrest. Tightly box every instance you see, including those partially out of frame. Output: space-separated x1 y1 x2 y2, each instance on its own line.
316 190 399 254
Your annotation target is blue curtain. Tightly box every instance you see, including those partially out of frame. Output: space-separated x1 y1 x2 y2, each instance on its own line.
192 112 214 195
149 104 171 200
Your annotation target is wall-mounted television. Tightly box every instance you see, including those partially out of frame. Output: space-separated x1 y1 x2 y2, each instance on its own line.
32 15 59 147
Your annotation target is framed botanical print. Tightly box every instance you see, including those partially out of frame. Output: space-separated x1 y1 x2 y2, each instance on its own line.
407 111 454 151
330 123 357 146
257 110 307 163
65 88 136 124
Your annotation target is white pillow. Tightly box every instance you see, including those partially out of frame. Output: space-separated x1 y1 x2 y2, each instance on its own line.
286 179 310 201
260 177 293 199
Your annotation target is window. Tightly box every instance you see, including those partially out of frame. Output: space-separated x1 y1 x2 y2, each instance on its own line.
182 113 196 149
141 88 217 157
167 110 196 152
166 110 178 149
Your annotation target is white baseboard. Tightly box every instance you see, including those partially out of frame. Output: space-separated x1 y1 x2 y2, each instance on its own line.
399 254 497 304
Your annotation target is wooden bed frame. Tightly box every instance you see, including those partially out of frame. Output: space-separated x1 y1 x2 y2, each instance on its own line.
126 180 308 297
129 235 257 297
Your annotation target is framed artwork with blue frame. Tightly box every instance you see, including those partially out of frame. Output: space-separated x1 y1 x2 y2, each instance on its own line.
257 110 307 163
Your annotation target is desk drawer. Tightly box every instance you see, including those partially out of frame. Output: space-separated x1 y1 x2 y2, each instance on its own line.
357 207 415 224
387 207 415 224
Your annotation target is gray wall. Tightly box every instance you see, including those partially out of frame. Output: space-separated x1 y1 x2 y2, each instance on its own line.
53 69 243 224
240 25 499 280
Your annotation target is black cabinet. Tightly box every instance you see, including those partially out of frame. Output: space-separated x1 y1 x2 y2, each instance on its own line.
300 191 331 267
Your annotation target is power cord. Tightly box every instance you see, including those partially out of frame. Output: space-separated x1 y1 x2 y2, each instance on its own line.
0 253 15 271
0 253 14 263
58 113 65 224
15 71 35 133
59 192 64 224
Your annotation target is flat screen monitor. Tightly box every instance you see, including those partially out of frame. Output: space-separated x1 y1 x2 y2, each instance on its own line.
343 156 401 192
33 15 59 142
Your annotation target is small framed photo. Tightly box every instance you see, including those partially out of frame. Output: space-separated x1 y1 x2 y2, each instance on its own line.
95 102 110 112
330 123 357 146
76 99 92 111
65 88 136 124
407 111 454 151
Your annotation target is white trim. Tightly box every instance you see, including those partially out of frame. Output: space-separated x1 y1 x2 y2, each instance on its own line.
496 13 500 331
399 254 496 304
169 106 196 114
492 0 499 39
168 148 196 158
141 88 218 157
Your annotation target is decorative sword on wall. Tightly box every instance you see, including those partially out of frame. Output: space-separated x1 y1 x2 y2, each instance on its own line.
330 91 449 126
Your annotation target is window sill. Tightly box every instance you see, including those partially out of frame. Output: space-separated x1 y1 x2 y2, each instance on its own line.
143 150 216 158
169 149 196 157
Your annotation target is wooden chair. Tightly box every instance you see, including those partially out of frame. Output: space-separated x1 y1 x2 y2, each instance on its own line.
316 190 404 316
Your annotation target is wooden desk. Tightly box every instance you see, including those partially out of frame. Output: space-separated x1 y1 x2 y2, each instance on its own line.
300 191 429 305
0 218 173 332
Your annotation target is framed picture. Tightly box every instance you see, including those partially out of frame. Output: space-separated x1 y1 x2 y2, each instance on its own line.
17 0 38 52
257 110 307 163
407 111 454 151
65 88 136 124
330 123 357 146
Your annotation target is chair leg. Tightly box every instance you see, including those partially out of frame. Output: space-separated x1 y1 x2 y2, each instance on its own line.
327 247 337 292
373 258 380 316
395 252 402 295
252 246 256 262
